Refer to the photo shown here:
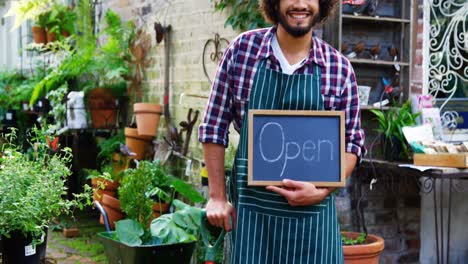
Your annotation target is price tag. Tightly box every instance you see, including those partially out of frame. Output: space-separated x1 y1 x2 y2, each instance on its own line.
6 113 12 120
24 244 36 256
185 159 192 177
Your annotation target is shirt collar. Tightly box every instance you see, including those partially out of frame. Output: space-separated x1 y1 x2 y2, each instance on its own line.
256 26 326 68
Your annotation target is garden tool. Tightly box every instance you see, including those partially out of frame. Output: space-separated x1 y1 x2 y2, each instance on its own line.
179 108 200 156
201 211 226 264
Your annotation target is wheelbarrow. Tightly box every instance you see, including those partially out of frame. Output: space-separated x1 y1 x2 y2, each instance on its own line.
94 201 196 264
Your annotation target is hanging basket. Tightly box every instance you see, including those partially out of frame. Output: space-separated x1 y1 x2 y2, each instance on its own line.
133 103 162 137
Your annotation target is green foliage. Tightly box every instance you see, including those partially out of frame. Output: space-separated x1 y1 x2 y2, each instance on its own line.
96 131 125 166
45 83 68 133
370 100 421 160
0 68 44 110
114 200 203 246
119 160 204 229
45 2 76 37
115 219 145 246
212 0 270 31
341 232 367 246
89 10 134 91
150 200 203 244
0 127 91 243
4 0 52 29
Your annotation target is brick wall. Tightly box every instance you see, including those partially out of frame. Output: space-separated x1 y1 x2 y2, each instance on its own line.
337 162 421 264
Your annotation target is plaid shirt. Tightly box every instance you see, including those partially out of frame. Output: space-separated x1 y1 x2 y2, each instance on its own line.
199 27 366 160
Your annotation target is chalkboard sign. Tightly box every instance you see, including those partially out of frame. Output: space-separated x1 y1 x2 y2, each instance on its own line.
248 110 345 187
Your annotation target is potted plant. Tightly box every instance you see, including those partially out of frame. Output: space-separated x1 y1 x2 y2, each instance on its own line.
96 130 130 174
370 100 420 161
118 160 205 228
86 10 134 129
96 199 202 263
4 0 51 35
44 2 76 42
134 102 163 137
341 231 385 264
0 127 91 263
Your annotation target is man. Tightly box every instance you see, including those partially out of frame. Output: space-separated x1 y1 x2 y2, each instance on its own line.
198 0 365 263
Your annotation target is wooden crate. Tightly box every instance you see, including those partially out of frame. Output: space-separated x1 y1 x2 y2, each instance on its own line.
413 153 468 168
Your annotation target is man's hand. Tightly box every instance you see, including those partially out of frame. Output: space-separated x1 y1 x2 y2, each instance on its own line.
206 198 236 232
266 179 335 206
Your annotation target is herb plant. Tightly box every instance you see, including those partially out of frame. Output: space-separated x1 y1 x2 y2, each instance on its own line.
341 232 367 246
118 160 204 229
0 128 91 243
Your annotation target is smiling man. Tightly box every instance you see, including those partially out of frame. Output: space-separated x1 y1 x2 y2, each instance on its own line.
199 0 366 263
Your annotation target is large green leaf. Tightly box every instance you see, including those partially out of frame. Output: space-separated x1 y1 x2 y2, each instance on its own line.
170 178 205 203
150 200 203 244
115 219 144 246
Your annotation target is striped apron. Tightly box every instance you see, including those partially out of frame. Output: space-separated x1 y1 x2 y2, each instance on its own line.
229 60 344 264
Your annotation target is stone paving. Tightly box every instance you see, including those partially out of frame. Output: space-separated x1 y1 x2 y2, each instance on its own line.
45 213 108 264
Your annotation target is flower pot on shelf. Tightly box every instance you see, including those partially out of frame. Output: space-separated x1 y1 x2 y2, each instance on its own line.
133 103 162 137
91 177 120 202
124 127 153 160
32 25 47 44
87 88 118 129
342 231 385 264
100 194 124 230
46 30 57 43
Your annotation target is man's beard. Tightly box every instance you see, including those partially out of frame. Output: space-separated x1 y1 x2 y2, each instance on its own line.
277 10 319 38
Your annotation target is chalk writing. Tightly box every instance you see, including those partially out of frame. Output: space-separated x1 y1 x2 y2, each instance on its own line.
259 122 334 178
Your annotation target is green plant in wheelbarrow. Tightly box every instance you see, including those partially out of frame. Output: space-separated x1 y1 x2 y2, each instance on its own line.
118 160 205 228
0 127 92 263
95 160 206 263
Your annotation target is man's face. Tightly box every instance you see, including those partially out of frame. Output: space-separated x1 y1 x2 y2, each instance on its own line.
277 0 320 37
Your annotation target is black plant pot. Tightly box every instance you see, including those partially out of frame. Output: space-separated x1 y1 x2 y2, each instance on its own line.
1 230 48 264
382 135 405 162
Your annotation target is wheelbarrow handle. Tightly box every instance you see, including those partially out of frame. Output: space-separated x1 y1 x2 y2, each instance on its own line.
94 201 112 233
201 210 228 264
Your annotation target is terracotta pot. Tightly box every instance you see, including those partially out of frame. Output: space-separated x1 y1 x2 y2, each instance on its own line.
342 231 385 264
91 177 120 202
87 88 118 128
152 202 171 219
100 194 124 229
112 152 130 175
133 103 162 137
47 31 56 43
32 26 47 44
63 227 80 238
124 127 153 160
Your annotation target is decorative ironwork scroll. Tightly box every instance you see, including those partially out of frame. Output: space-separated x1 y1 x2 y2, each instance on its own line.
425 0 468 113
202 33 229 84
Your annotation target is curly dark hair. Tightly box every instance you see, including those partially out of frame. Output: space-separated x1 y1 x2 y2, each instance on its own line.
259 0 338 25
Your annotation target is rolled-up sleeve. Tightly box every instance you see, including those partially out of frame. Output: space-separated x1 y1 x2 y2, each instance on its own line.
198 42 235 147
340 65 366 161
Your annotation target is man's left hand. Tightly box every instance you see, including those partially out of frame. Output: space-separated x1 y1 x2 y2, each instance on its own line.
266 179 335 206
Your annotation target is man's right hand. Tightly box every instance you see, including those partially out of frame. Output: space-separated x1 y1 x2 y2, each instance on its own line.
206 198 235 232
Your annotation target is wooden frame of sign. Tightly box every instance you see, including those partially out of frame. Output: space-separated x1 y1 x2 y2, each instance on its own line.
248 110 346 187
